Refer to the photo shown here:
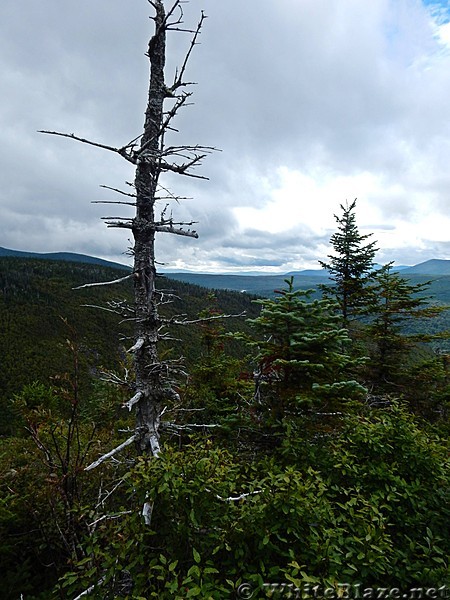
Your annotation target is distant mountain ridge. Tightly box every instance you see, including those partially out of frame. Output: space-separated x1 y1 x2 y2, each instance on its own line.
0 247 130 272
162 259 450 295
398 259 450 275
2 247 450 294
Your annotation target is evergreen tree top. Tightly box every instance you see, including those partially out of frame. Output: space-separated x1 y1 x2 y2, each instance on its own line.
319 198 379 321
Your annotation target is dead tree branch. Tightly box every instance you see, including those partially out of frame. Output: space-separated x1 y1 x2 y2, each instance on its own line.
154 224 198 237
162 312 246 326
123 391 143 412
205 488 263 502
84 434 137 472
98 184 137 198
38 130 138 163
72 273 134 290
171 11 206 92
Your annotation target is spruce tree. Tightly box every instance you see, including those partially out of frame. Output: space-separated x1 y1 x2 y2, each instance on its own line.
365 263 448 393
247 277 366 421
319 199 378 324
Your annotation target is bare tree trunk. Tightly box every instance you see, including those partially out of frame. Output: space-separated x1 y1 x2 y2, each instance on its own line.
41 0 211 460
131 0 209 456
132 1 166 455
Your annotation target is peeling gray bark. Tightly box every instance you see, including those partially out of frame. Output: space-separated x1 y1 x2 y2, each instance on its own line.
131 1 206 456
40 0 210 460
131 1 165 455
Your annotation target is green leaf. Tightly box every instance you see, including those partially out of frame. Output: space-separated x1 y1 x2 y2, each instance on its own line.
169 560 178 572
187 565 201 579
193 547 201 564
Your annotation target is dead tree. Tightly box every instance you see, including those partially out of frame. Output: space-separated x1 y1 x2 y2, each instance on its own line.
41 0 214 458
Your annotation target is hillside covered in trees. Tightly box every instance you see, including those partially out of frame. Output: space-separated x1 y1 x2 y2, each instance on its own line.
0 257 257 435
1 241 449 597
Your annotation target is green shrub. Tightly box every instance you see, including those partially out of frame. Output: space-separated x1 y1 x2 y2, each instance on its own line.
61 407 449 597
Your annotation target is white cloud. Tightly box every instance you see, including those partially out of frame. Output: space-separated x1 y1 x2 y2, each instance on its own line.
233 168 382 236
0 0 449 272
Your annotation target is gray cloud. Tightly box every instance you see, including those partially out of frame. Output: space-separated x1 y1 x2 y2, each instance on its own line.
1 0 449 272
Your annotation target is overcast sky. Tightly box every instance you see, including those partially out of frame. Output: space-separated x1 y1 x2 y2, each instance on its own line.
1 0 450 272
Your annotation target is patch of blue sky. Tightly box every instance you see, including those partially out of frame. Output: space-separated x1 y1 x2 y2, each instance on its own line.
423 0 450 24
420 0 450 57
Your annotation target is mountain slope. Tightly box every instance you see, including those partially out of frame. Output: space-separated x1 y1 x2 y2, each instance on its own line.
0 257 257 434
0 246 130 271
401 259 450 276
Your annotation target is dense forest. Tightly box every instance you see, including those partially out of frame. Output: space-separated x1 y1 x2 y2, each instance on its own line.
0 232 449 597
0 257 258 435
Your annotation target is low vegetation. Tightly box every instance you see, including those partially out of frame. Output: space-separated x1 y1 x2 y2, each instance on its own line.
0 246 449 598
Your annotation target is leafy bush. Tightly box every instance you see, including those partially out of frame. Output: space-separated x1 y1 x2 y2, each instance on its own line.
62 405 449 597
